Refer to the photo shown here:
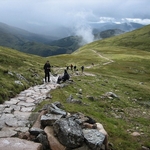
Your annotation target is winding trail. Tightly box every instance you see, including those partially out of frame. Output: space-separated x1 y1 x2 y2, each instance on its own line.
92 49 114 65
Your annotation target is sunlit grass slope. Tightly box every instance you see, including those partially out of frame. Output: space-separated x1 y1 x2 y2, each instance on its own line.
84 24 150 52
47 25 150 150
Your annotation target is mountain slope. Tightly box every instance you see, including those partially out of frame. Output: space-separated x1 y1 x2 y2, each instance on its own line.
0 46 46 103
0 22 57 43
0 22 84 56
0 24 150 150
88 24 150 52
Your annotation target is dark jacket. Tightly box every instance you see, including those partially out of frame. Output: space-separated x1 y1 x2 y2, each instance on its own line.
44 62 51 73
62 70 70 81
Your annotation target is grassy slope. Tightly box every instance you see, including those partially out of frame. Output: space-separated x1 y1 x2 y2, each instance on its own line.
0 24 150 149
47 25 150 150
0 46 50 102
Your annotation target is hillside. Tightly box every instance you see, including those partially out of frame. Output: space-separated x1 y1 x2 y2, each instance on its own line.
0 22 78 56
87 24 150 52
0 22 146 57
0 24 150 150
0 22 56 43
45 24 150 149
0 46 46 103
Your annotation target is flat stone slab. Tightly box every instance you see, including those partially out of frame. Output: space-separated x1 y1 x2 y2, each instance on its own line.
4 99 19 105
0 130 17 138
21 107 34 112
14 111 31 120
26 97 35 103
0 138 43 150
10 105 20 111
3 107 14 113
15 127 29 132
17 102 35 107
0 105 5 113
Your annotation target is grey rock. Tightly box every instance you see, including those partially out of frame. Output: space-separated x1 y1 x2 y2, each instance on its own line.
41 114 63 127
0 105 5 114
29 127 45 136
83 129 105 150
15 127 29 132
53 117 84 148
17 101 35 107
10 105 20 111
3 107 14 113
5 99 19 105
14 111 31 120
0 130 17 138
0 138 43 150
35 133 49 150
21 106 34 112
5 118 18 127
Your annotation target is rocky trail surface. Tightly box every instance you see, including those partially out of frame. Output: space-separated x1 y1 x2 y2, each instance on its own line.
0 75 60 150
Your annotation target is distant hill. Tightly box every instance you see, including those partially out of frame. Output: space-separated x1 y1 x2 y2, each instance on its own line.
49 36 83 52
0 22 57 43
0 22 83 56
0 22 146 57
92 22 144 34
94 29 125 40
89 24 150 52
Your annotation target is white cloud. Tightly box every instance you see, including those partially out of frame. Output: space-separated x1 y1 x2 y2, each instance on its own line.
0 0 150 37
90 17 150 25
124 18 150 25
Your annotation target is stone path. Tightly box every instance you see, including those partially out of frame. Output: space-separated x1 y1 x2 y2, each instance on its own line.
0 74 59 138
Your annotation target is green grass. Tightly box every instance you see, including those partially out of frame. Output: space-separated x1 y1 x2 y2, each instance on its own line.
1 25 150 149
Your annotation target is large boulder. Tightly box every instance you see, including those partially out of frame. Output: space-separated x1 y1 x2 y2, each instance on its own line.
53 117 84 149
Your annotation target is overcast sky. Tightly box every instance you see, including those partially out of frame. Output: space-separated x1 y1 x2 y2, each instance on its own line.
0 0 150 38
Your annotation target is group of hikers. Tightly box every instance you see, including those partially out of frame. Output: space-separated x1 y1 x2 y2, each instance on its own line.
43 61 84 83
67 64 84 72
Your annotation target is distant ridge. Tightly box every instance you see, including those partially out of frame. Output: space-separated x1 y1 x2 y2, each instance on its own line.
94 24 150 52
0 22 146 57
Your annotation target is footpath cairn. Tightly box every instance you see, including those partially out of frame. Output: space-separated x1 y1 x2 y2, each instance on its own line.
0 74 107 150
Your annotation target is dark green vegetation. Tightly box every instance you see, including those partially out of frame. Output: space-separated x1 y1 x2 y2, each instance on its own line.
0 22 81 56
0 24 150 150
94 29 125 39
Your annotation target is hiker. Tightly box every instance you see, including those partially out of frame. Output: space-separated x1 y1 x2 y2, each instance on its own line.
81 66 84 73
43 61 51 82
57 69 70 84
83 121 108 150
66 66 69 70
74 65 76 71
70 64 73 70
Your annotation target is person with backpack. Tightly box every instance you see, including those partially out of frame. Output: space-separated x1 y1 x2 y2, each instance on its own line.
43 61 51 82
81 66 84 73
57 69 70 84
